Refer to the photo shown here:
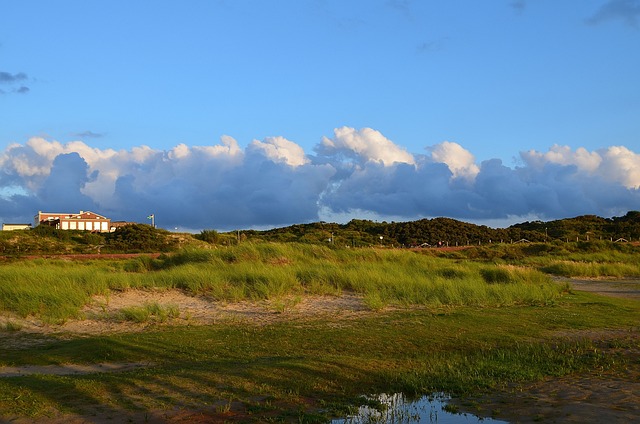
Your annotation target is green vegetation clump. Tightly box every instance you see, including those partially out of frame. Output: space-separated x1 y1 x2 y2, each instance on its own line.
116 302 180 323
104 224 178 252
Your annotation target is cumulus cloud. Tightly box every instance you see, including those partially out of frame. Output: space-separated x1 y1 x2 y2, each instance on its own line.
317 127 415 167
521 144 640 189
428 141 480 181
587 0 640 28
248 136 309 167
1 127 639 230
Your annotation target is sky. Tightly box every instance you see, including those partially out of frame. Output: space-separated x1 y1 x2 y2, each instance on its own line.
1 0 639 231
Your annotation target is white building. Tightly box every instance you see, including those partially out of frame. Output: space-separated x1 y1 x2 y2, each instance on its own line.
35 211 112 232
1 223 32 231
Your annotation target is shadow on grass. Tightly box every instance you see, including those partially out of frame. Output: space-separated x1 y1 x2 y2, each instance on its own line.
0 333 382 421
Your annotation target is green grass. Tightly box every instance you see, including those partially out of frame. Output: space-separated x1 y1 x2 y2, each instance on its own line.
115 302 180 323
0 291 637 421
434 241 640 278
0 242 638 421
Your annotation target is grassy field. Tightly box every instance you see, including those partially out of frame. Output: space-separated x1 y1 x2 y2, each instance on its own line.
0 242 639 422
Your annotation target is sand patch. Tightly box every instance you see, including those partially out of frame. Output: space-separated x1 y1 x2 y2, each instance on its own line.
0 290 372 337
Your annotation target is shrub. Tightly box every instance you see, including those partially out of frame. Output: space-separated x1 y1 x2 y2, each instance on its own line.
105 224 178 252
480 267 514 284
123 256 158 273
195 229 220 244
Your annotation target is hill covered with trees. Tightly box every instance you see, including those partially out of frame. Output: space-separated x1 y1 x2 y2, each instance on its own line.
2 211 639 255
227 211 640 248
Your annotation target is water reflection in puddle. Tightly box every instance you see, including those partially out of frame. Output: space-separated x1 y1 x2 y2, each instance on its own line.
332 393 508 424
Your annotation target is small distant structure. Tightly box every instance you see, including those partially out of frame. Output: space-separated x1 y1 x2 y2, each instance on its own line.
2 223 32 231
614 238 628 243
35 210 112 232
110 221 137 231
513 238 531 244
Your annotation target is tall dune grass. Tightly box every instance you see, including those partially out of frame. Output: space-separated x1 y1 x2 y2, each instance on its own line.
434 241 640 278
0 244 571 322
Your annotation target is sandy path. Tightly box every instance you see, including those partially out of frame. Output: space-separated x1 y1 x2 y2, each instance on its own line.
560 277 640 300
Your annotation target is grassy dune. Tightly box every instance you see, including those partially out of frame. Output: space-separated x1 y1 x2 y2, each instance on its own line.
0 244 568 322
440 240 640 278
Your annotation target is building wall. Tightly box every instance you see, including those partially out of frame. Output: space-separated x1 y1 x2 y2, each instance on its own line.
2 224 32 231
35 211 112 233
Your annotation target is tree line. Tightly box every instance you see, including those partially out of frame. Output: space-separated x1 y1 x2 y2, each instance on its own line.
231 211 640 247
2 211 638 255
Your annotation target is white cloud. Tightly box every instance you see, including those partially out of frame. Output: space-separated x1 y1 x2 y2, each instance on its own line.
521 144 602 172
1 128 639 230
318 127 415 166
521 144 639 189
248 136 309 167
599 145 640 189
428 141 480 181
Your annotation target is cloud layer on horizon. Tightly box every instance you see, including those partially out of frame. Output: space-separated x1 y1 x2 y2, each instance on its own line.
1 126 639 230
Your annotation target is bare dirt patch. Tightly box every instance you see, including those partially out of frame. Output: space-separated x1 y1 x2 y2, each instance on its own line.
71 290 372 333
0 290 373 339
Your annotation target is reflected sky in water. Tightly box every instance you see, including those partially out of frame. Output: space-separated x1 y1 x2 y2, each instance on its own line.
332 393 509 424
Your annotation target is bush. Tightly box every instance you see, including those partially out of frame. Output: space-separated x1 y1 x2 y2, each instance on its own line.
195 229 220 244
31 225 72 242
480 267 514 284
105 224 178 252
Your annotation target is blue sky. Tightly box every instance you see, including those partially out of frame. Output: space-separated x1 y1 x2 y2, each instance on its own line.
1 1 639 231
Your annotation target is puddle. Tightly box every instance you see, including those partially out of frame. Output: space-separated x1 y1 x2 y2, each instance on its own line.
333 393 508 424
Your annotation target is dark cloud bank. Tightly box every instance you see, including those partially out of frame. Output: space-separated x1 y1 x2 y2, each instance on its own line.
1 128 639 230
